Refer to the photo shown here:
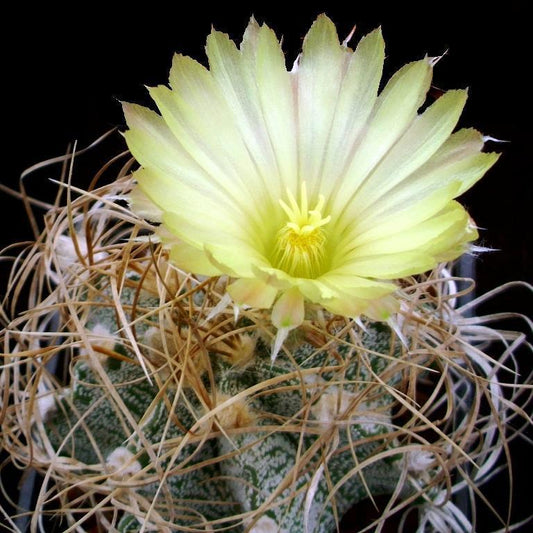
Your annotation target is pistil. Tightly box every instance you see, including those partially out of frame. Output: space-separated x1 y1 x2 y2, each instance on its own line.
273 183 330 278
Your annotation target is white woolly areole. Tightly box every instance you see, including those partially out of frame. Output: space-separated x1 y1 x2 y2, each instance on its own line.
313 390 389 431
406 450 435 473
49 233 107 285
55 234 107 268
89 323 117 349
33 388 69 423
248 515 279 533
105 447 141 476
55 235 84 267
78 323 118 363
313 388 355 427
303 373 326 392
36 394 57 419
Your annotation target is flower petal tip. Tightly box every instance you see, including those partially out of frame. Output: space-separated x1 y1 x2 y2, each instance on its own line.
271 327 290 362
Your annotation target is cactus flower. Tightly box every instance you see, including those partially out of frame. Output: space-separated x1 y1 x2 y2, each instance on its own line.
123 15 498 354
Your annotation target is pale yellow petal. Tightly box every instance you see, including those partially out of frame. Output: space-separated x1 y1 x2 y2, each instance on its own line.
205 24 295 205
136 169 252 249
148 83 255 204
364 296 400 321
243 19 298 196
300 274 394 303
342 252 436 279
345 182 461 251
205 242 271 279
123 102 211 181
423 204 478 261
355 130 499 228
123 102 249 218
351 201 471 257
227 278 278 308
329 58 433 214
168 241 222 276
318 27 385 199
295 14 347 192
320 295 372 319
152 55 279 232
298 275 396 319
128 185 163 223
166 52 244 182
271 287 306 360
345 89 468 216
399 130 500 198
252 264 301 291
272 287 305 329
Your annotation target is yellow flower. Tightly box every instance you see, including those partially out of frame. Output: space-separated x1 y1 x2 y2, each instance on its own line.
122 15 498 355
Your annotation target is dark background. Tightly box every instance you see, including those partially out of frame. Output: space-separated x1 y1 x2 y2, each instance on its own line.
2 1 531 531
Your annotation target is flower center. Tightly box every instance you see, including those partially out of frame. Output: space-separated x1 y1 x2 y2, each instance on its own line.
273 183 331 279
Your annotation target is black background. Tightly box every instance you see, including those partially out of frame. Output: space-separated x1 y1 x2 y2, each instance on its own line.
2 1 531 531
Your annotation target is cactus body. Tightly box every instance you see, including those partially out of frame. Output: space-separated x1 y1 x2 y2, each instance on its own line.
39 261 404 532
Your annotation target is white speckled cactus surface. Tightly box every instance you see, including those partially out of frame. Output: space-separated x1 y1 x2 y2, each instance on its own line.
45 263 402 532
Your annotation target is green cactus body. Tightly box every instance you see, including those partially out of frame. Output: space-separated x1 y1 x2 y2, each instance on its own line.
40 265 405 532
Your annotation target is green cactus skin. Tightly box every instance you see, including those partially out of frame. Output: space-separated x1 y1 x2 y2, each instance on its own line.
41 272 404 533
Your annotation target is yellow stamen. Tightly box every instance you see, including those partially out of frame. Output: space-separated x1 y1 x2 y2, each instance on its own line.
273 183 330 278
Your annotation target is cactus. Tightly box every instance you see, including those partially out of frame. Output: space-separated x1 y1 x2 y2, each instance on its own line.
40 249 405 532
2 171 529 533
